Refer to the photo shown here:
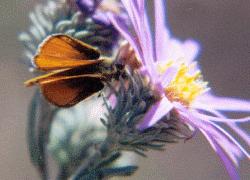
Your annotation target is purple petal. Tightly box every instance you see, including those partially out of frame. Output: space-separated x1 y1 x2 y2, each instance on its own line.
108 94 117 109
120 0 156 77
120 0 153 59
202 132 240 180
193 112 249 159
76 0 95 14
107 13 143 61
181 110 242 164
195 113 250 123
191 106 250 158
191 104 250 146
160 66 178 87
121 0 141 34
196 94 250 112
183 40 200 63
154 1 200 64
179 109 242 165
158 38 200 65
137 96 173 130
209 123 248 161
137 0 154 60
154 0 171 61
133 0 143 10
228 123 250 146
174 103 248 167
92 10 111 25
108 12 155 76
192 102 226 117
164 39 186 61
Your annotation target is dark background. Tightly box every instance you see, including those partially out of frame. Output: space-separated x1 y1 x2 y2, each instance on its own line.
0 0 249 179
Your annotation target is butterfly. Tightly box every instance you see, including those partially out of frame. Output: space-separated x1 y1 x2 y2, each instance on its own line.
25 34 123 107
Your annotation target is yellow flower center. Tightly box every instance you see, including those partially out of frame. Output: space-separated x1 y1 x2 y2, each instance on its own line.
158 60 208 107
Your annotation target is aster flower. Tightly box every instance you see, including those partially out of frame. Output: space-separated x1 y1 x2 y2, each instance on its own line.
108 0 250 179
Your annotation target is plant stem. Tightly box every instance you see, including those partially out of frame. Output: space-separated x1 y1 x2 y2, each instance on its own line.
70 135 118 179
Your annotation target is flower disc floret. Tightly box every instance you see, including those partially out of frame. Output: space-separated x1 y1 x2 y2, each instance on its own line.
158 61 208 106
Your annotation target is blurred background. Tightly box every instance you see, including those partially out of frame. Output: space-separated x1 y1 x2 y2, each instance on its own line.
0 0 249 179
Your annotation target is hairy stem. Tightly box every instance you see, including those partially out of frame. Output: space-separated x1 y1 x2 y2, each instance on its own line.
70 134 118 180
27 90 58 180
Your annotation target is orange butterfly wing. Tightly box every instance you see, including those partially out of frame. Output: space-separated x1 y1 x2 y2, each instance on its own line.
26 66 105 107
40 76 104 107
25 34 106 107
34 34 101 71
25 60 104 87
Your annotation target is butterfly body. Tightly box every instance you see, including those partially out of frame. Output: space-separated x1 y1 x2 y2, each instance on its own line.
25 34 123 107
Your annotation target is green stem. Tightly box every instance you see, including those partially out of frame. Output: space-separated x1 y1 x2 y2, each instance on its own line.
27 90 58 180
70 135 117 180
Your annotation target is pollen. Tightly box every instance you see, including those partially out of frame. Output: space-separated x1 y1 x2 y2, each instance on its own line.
159 60 208 106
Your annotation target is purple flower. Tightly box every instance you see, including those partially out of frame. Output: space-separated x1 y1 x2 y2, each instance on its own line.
76 0 99 15
108 0 250 179
76 0 122 25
